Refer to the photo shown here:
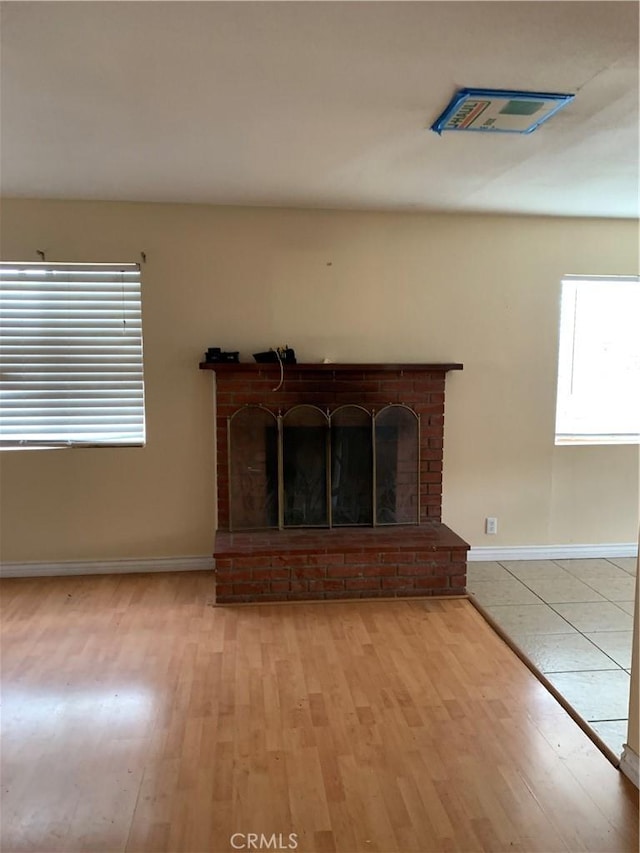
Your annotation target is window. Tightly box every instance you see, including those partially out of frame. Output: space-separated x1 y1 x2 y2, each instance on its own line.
555 275 640 445
0 262 145 448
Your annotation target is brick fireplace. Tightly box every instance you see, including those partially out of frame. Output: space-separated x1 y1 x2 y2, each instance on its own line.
200 362 469 603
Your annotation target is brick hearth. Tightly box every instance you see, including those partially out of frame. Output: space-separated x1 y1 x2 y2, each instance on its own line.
200 362 468 604
214 525 468 603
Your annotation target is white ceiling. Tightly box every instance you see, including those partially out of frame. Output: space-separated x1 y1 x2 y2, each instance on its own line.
1 1 638 218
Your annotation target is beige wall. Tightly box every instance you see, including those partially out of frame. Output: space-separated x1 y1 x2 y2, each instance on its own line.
0 199 638 562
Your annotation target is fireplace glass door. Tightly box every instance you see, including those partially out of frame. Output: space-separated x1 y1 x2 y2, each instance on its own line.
228 403 419 530
282 406 329 527
228 406 278 529
331 405 373 526
374 405 419 525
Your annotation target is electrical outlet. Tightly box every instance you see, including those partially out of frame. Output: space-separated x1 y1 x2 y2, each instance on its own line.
485 517 498 535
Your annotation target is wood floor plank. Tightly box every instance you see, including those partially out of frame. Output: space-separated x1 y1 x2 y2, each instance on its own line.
1 572 638 853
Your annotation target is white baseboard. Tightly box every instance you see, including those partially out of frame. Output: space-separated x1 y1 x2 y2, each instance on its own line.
0 555 214 579
2 544 636 576
620 744 639 789
468 542 638 562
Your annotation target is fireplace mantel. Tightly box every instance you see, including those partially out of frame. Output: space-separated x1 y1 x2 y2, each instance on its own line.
199 362 464 373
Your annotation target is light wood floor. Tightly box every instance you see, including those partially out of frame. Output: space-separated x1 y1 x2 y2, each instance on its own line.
1 572 638 853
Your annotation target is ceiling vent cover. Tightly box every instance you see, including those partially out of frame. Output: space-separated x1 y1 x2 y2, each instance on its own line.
431 88 574 135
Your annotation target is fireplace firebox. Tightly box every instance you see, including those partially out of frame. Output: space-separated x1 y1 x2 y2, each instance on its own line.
200 362 469 603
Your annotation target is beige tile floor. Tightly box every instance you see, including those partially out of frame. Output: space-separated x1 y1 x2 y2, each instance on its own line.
467 556 637 757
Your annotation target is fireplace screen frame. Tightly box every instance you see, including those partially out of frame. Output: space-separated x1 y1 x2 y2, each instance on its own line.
227 403 420 531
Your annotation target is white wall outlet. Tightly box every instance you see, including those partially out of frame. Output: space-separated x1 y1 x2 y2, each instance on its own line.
485 517 498 535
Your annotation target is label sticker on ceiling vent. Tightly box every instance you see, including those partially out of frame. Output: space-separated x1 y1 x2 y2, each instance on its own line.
431 88 575 135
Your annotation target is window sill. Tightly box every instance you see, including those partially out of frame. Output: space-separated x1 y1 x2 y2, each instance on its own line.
555 435 640 446
0 442 145 451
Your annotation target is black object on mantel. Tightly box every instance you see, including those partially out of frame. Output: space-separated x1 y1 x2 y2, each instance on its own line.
204 347 239 364
253 346 297 365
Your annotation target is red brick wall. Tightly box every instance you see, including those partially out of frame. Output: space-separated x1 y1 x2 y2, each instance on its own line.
214 547 466 603
214 366 449 529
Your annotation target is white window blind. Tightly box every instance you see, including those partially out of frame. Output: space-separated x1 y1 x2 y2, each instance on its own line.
555 275 640 445
0 262 145 448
